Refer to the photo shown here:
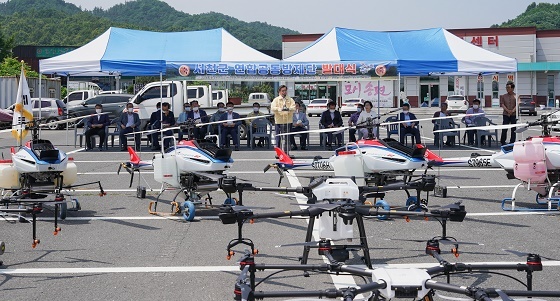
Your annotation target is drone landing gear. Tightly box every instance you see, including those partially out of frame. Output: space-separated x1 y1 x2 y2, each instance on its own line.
502 182 560 211
226 218 258 260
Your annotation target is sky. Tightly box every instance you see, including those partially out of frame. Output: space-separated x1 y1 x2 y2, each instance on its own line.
52 0 553 34
0 0 553 33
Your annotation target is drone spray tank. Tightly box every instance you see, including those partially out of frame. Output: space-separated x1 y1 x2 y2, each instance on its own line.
311 178 361 240
0 160 19 189
330 147 365 186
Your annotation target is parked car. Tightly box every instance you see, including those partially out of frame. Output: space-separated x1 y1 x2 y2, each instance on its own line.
306 98 332 117
63 89 99 107
340 98 365 116
445 95 469 113
519 95 537 116
248 92 271 105
7 98 67 130
0 108 13 129
68 94 133 123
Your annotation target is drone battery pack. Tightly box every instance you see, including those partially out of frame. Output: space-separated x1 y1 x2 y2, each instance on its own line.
434 185 447 198
137 186 146 199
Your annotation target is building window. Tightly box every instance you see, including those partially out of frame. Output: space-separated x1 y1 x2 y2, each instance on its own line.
29 88 34 97
48 88 55 98
548 75 555 100
448 76 454 93
477 78 484 99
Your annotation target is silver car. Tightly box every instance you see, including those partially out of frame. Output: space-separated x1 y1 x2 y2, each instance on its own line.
7 98 67 130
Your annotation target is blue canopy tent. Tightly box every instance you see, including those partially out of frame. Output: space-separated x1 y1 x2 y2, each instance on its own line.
39 27 279 76
284 27 517 76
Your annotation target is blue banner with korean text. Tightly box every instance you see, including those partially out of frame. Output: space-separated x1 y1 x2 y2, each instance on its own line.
166 61 398 80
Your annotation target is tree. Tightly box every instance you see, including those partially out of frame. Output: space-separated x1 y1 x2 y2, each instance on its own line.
0 25 15 61
0 56 39 77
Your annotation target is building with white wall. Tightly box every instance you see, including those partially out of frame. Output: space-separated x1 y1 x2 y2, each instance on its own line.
283 27 560 108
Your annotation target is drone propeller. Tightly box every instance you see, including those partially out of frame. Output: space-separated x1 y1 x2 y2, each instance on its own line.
502 249 556 260
218 204 274 212
275 237 354 248
289 202 341 211
383 236 483 246
495 289 515 301
380 113 484 127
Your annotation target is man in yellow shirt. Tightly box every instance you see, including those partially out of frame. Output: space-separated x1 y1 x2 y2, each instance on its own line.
271 85 296 149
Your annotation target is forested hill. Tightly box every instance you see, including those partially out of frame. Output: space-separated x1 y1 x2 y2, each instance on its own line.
0 0 299 49
493 2 560 29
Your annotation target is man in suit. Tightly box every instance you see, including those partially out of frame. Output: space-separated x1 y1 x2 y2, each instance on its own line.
85 104 110 151
290 102 309 150
118 102 141 151
151 102 175 150
219 102 241 151
184 100 208 140
320 101 343 150
398 103 421 144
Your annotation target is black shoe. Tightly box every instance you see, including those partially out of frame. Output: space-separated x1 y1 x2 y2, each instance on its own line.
337 144 342 147
291 145 298 151
98 147 103 151
85 147 92 151
234 146 240 151
120 147 127 151
301 146 308 150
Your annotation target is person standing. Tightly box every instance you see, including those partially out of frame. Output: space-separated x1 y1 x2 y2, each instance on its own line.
398 103 421 144
118 102 141 151
290 102 309 150
348 103 363 142
500 81 517 145
271 85 295 149
85 104 110 151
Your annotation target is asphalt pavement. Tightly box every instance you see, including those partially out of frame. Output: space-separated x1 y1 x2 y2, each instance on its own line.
1 110 560 301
